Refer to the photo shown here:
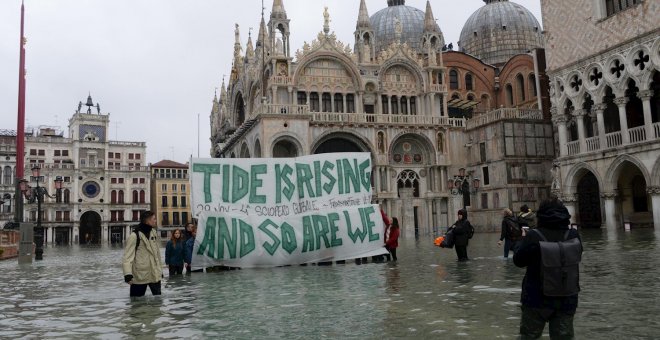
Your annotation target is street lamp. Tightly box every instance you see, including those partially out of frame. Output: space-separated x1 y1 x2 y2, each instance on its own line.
448 168 480 208
20 165 52 260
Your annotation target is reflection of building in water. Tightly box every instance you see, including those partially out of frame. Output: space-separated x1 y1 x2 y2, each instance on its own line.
22 94 150 245
541 1 660 235
210 0 555 235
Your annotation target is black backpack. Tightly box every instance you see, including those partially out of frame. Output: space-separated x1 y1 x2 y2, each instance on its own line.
534 229 582 297
507 218 523 241
467 223 475 239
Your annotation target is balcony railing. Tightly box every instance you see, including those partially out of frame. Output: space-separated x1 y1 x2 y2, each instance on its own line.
654 122 660 139
567 140 580 156
270 76 292 85
466 108 544 129
628 126 647 144
586 136 600 152
429 84 447 93
605 131 622 148
310 112 465 127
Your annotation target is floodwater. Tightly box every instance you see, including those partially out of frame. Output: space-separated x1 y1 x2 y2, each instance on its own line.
1 229 659 339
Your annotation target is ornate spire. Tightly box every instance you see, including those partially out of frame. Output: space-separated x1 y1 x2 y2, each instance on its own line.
246 30 255 59
233 23 242 61
271 0 287 19
424 1 438 32
257 17 270 50
356 0 371 29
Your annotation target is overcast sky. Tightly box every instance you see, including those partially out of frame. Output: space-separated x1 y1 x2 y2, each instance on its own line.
0 0 542 163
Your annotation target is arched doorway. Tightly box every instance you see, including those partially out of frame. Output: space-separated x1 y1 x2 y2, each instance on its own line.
79 211 102 245
272 139 299 158
314 138 362 154
235 94 246 126
577 172 602 228
612 160 652 228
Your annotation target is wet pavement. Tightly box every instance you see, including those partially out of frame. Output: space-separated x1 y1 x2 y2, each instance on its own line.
1 228 659 339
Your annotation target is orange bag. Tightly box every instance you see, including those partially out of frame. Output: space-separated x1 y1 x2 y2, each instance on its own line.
434 236 445 247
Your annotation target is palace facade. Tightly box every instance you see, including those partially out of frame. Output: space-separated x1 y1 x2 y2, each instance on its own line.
541 0 660 237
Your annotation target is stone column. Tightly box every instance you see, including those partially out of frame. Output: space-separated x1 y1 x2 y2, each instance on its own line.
406 98 411 115
639 90 654 139
387 95 392 115
288 86 293 105
357 92 364 114
561 194 578 225
426 199 433 235
343 95 347 113
272 86 277 105
648 187 660 239
614 97 630 144
552 112 569 156
330 92 335 113
602 191 619 241
376 94 382 115
375 166 381 193
306 91 310 108
430 93 436 116
575 109 586 154
47 226 53 245
593 103 607 150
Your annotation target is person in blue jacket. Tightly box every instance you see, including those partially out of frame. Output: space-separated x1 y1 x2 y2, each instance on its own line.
184 224 202 273
165 228 185 275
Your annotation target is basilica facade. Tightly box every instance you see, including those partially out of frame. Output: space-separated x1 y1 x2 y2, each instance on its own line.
210 0 555 236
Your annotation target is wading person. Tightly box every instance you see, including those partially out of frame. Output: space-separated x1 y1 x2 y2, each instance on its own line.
185 224 202 273
165 228 185 276
122 211 163 297
182 222 194 243
451 209 473 261
514 198 582 339
498 208 522 258
518 205 537 229
385 217 400 261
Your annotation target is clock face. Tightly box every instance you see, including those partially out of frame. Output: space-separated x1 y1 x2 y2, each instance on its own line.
82 181 101 198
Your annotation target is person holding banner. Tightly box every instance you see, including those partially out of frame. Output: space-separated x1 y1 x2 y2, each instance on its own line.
184 224 201 273
385 217 400 261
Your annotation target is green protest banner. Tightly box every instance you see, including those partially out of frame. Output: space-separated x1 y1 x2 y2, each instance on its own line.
191 204 387 268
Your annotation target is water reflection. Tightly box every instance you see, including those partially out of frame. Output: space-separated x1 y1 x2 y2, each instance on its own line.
0 229 659 338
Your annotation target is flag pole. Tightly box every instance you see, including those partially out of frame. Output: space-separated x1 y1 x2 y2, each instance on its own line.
15 0 26 223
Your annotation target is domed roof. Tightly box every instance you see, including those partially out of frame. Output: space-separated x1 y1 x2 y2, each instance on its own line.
370 0 441 53
459 0 543 66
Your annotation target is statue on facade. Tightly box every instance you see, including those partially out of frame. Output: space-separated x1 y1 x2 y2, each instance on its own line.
276 37 284 55
551 161 561 191
77 101 82 113
96 103 101 114
323 6 330 34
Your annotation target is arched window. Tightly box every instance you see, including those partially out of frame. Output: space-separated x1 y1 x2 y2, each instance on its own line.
516 74 525 102
118 190 124 204
382 95 389 114
529 74 537 97
3 166 11 186
410 97 417 115
297 91 307 105
346 94 355 113
140 190 146 204
310 92 319 112
449 70 459 90
322 93 331 112
391 96 399 114
334 93 344 112
111 190 117 204
603 86 621 133
132 190 139 203
64 189 70 203
465 73 473 91
400 96 408 115
505 84 514 106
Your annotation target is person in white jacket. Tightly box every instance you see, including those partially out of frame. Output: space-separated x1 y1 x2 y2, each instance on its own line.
122 211 163 297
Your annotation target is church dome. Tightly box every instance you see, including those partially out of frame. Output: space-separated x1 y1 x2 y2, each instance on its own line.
459 0 543 66
370 0 440 53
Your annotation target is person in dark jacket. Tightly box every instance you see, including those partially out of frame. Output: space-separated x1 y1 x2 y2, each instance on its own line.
184 225 202 273
513 198 582 339
450 209 472 261
165 228 185 275
182 222 194 243
385 217 400 261
498 208 521 258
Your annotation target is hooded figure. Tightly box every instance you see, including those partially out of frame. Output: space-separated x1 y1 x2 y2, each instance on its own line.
514 198 582 339
450 209 472 261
